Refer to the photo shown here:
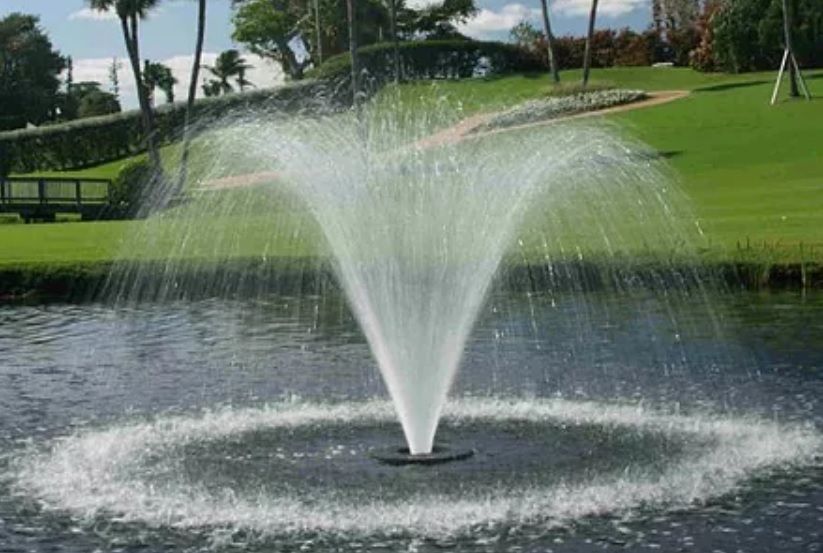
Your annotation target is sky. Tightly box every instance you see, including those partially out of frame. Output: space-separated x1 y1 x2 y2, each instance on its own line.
0 0 653 109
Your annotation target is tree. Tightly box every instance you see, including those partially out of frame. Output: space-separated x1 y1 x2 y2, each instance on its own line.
88 0 162 171
712 0 823 72
348 0 360 104
203 50 254 96
231 0 304 79
178 0 207 194
538 0 560 82
56 81 122 120
582 0 599 87
108 57 122 99
78 89 122 118
397 0 477 39
388 0 400 82
0 13 66 130
510 20 542 52
143 60 177 104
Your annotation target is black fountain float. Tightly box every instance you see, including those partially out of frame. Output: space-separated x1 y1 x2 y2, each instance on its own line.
371 444 475 465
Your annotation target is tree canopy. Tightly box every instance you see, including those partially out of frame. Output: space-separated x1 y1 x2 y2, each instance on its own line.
713 0 823 72
0 13 66 130
231 0 477 79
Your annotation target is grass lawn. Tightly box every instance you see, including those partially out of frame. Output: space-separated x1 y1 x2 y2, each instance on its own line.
1 67 821 270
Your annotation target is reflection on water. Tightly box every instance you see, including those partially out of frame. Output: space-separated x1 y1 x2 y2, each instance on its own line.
0 289 822 551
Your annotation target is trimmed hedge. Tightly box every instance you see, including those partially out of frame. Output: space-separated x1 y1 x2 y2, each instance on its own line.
305 39 543 84
0 40 538 176
0 79 340 175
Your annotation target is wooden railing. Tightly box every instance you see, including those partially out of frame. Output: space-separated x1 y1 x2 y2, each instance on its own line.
0 176 114 221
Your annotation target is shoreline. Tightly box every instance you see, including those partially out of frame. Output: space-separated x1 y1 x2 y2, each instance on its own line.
1 257 819 303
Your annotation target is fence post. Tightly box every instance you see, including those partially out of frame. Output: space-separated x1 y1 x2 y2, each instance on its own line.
0 178 5 204
38 179 46 204
75 180 82 206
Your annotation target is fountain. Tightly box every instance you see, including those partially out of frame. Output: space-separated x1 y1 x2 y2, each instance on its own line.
182 104 676 457
2 96 822 551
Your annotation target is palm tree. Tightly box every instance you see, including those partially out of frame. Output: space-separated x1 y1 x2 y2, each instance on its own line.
538 0 560 83
143 61 177 104
204 50 254 96
581 0 599 87
178 0 206 193
88 0 162 171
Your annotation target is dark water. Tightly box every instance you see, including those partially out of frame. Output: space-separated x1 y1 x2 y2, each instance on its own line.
1 288 822 552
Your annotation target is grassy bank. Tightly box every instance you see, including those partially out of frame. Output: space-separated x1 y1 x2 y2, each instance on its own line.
1 67 822 295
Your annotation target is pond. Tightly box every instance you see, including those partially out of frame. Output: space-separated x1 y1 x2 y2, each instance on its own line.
1 288 821 552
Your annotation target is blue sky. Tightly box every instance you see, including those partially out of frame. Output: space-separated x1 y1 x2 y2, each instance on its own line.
1 0 653 108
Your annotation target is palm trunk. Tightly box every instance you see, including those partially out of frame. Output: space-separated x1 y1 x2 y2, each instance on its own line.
538 0 560 83
582 0 599 87
389 0 400 83
121 15 161 171
347 0 360 105
314 0 323 64
178 0 207 192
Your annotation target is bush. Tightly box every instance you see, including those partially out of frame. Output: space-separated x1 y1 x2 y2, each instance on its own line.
306 39 543 85
0 79 340 174
109 157 154 218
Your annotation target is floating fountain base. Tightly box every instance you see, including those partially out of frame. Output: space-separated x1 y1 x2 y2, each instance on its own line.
371 445 475 466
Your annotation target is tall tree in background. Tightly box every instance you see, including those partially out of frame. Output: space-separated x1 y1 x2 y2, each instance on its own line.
88 0 162 171
581 0 599 87
143 60 177 104
0 13 66 130
108 57 122 99
203 49 254 95
538 0 560 82
178 0 207 193
231 0 304 79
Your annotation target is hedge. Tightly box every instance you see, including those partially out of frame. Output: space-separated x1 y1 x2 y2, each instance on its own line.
305 39 544 84
0 79 341 176
0 40 540 176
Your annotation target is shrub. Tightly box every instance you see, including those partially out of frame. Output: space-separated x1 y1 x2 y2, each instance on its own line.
0 79 340 174
109 157 154 218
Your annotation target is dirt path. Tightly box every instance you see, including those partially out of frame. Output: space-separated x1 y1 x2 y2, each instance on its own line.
200 90 689 191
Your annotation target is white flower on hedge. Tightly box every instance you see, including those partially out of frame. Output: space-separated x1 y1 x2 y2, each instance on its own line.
475 89 647 132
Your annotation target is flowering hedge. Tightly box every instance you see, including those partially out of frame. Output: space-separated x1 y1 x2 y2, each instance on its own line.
472 89 648 133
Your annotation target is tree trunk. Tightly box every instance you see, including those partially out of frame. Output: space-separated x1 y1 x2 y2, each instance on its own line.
120 15 161 172
178 0 206 193
347 0 360 105
582 0 599 87
782 0 799 97
389 0 400 83
314 0 323 64
538 0 560 83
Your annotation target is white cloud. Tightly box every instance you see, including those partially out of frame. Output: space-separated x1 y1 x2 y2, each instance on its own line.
456 4 541 38
68 7 119 21
552 0 649 18
67 53 285 111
